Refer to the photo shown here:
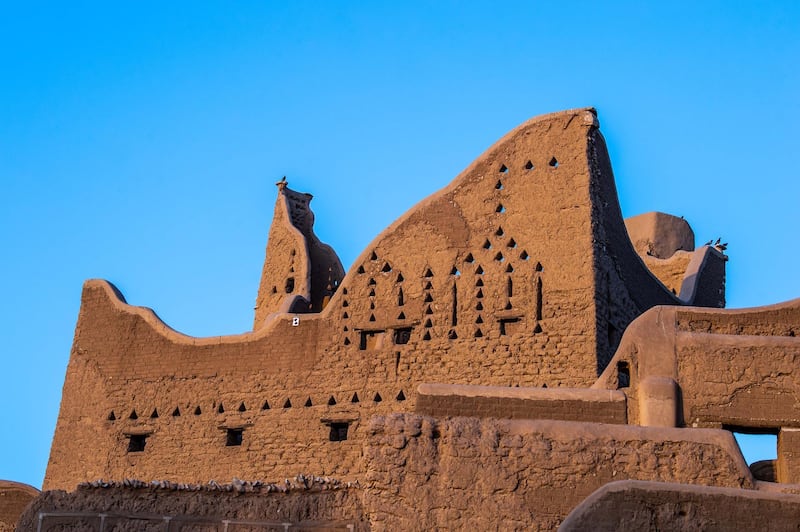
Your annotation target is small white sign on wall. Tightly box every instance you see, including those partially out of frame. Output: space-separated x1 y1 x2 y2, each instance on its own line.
292 316 300 327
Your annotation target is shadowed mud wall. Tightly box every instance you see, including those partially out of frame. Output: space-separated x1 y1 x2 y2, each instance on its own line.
560 480 800 531
18 484 365 531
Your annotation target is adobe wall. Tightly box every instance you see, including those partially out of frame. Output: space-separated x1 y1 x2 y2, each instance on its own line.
415 383 627 424
0 481 39 532
46 108 691 491
362 414 753 531
17 482 365 531
254 181 345 326
559 480 800 531
595 299 800 429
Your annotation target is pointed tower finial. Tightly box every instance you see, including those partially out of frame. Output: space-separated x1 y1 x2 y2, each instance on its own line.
276 176 288 190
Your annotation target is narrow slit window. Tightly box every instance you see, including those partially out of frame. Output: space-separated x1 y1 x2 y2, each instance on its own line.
617 361 630 389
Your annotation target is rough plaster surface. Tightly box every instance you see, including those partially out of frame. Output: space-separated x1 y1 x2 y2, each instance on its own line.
625 211 694 259
415 382 627 423
559 480 800 531
0 481 38 532
33 108 800 529
17 484 365 531
47 108 718 491
362 414 753 531
596 299 800 429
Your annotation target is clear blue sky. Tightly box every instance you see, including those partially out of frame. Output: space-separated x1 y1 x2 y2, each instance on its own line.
1 2 798 488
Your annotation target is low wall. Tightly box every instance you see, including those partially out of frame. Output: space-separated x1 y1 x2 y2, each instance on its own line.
559 480 800 531
415 383 626 423
17 479 365 531
363 414 754 530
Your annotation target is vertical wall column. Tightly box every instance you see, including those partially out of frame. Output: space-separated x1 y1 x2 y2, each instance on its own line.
638 376 679 427
778 428 800 483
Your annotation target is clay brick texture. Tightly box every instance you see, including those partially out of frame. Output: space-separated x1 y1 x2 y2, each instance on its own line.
21 107 800 530
44 108 726 491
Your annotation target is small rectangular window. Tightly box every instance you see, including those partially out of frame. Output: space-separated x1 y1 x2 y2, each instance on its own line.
329 422 349 442
393 327 412 345
359 330 385 350
127 434 147 453
226 428 243 447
